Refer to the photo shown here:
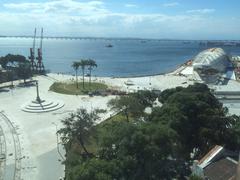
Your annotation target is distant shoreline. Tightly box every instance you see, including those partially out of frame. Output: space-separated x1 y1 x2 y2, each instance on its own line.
50 63 182 79
99 68 177 78
51 70 170 79
49 65 181 79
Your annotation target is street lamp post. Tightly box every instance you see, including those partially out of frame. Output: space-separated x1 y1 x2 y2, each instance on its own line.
36 81 41 103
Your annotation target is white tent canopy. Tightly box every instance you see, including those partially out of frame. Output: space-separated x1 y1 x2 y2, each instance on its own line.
124 79 134 85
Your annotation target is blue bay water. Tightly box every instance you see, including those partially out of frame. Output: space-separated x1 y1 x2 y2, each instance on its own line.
0 38 239 77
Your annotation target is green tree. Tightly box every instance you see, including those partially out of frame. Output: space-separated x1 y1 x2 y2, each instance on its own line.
72 61 80 88
224 115 240 150
62 84 240 180
58 108 99 157
132 90 158 107
66 120 189 180
152 83 233 158
108 91 157 122
86 59 97 87
108 95 145 121
158 86 183 103
97 121 188 180
189 175 203 180
0 54 31 84
0 54 26 68
17 61 32 84
68 158 121 180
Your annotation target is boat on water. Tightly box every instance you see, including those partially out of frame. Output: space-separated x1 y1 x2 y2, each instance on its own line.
183 41 191 44
106 44 113 48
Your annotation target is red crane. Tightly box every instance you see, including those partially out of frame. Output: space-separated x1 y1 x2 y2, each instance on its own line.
29 28 37 71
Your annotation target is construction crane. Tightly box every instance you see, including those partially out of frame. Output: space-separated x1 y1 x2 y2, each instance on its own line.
36 28 45 73
29 28 37 71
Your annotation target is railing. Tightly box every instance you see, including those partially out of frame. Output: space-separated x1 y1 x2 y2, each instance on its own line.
0 125 6 180
0 112 21 180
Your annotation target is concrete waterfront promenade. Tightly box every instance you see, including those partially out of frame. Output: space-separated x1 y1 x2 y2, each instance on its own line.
0 74 121 180
1 68 240 179
0 70 193 180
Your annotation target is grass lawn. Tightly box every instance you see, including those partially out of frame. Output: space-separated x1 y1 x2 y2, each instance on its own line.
49 81 108 95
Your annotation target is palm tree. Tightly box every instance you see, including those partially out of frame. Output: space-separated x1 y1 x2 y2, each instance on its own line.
79 60 88 89
87 59 97 87
72 61 80 88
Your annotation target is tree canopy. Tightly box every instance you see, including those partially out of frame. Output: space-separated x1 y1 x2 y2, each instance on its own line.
65 120 189 180
0 54 27 68
58 108 99 156
16 61 32 83
60 83 240 180
0 54 32 83
152 83 239 158
108 90 158 121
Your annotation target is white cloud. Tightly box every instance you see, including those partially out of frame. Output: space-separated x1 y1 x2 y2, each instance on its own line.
0 1 239 39
4 0 108 15
125 4 138 8
186 9 216 14
163 2 179 7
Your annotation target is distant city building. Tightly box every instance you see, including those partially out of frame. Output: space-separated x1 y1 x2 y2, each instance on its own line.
192 145 239 180
193 48 230 73
192 48 231 83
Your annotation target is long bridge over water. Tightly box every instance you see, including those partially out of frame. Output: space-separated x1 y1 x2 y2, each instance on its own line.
0 35 148 41
1 36 240 43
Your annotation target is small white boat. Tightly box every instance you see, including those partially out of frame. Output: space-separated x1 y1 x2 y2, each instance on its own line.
106 44 113 48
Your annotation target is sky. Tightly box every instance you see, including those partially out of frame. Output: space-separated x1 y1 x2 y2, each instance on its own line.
0 0 240 40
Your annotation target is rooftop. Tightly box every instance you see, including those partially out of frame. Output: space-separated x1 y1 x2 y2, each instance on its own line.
193 145 239 180
204 157 238 180
198 145 224 168
193 48 227 66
